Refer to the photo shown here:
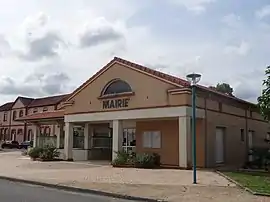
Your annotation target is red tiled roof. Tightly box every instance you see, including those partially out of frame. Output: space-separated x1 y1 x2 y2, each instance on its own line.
66 57 255 106
0 102 14 112
28 94 70 108
17 110 64 121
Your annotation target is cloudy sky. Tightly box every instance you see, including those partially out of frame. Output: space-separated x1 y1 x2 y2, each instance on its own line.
0 0 269 104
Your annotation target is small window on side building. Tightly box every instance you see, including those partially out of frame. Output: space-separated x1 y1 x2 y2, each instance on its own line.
43 107 48 112
219 102 222 112
19 110 24 117
240 129 245 142
3 113 7 121
33 108 38 113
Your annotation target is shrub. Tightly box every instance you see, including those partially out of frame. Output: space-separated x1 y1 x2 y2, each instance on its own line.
112 151 130 166
28 147 43 159
135 153 156 168
39 145 60 160
244 147 270 171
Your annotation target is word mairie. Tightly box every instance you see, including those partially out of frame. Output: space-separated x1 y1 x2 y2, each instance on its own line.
103 98 130 109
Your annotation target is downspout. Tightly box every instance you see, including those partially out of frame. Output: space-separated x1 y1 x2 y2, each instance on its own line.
8 110 12 140
245 108 249 162
204 97 208 168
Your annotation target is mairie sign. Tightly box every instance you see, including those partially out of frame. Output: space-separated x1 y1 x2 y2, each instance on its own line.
102 98 130 109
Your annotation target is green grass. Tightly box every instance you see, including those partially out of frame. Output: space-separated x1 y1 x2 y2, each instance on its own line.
224 171 270 194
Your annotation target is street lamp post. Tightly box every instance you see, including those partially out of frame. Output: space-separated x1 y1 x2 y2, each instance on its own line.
186 73 201 184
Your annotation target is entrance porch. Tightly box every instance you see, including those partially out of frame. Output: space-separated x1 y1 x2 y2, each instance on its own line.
64 106 206 168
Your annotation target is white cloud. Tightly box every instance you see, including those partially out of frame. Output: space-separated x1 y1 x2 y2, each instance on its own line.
21 12 49 31
78 17 125 48
222 13 241 28
169 0 215 14
255 5 270 19
224 41 251 56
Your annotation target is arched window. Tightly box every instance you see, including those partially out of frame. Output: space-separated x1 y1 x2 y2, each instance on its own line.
101 79 132 96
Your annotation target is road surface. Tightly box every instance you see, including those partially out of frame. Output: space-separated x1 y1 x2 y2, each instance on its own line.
0 179 135 202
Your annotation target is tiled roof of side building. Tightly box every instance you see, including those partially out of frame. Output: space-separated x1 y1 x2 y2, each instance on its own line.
0 102 14 112
28 94 70 108
18 97 34 106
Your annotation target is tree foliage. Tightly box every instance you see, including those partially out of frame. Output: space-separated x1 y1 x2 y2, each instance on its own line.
258 66 270 121
209 83 234 96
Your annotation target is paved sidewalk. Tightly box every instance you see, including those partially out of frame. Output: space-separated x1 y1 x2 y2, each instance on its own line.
0 151 269 202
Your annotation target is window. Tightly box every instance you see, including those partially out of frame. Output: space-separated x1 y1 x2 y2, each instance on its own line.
17 129 23 135
3 113 7 121
12 111 17 120
218 102 222 112
240 129 245 142
102 79 132 95
73 126 84 148
249 110 253 118
44 127 51 136
28 129 33 141
43 107 48 112
265 132 270 142
122 128 136 152
19 110 24 117
33 108 38 113
143 131 161 148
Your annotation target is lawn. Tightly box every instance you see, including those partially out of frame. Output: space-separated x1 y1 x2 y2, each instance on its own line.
224 171 270 195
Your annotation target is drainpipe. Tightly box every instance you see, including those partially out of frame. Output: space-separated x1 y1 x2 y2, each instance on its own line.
245 108 249 162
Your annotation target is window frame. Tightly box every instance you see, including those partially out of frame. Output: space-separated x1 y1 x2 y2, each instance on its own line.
12 111 17 120
122 128 136 153
101 79 133 96
33 108 38 113
19 110 24 117
3 112 7 122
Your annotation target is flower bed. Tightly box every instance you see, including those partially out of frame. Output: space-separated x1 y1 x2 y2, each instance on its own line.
112 151 161 169
28 145 61 161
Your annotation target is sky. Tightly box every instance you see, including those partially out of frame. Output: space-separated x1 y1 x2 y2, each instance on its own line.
0 0 270 104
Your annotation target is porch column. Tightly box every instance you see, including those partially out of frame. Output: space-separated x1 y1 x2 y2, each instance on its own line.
112 120 123 160
33 125 40 148
64 122 73 160
84 123 89 159
178 116 191 168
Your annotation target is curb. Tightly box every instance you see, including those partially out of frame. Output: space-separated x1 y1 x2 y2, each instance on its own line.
216 171 270 197
0 176 166 202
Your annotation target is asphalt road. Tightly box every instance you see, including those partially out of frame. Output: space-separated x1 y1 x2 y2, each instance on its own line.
0 179 135 202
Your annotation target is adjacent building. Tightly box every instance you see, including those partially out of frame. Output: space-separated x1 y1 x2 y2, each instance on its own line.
0 94 69 143
3 57 270 168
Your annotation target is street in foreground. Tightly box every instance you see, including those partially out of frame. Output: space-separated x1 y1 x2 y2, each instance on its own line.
0 179 135 202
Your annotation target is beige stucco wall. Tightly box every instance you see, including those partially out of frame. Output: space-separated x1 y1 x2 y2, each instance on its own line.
205 99 269 168
65 63 180 114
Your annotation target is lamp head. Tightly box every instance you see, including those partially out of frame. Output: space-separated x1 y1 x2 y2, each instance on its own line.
186 73 201 86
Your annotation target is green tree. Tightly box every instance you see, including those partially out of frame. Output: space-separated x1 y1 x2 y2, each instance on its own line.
258 66 270 121
209 83 234 96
